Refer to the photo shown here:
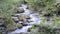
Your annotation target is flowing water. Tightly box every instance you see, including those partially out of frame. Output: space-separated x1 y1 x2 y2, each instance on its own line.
8 4 42 34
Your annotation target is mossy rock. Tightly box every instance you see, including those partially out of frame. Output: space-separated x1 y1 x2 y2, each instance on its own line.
28 28 32 32
0 17 6 25
12 17 19 22
18 14 30 22
20 23 28 26
6 24 16 31
3 17 16 26
17 24 23 29
18 17 23 21
16 7 24 13
25 15 30 19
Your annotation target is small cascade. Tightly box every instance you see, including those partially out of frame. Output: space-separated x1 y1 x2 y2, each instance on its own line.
8 4 42 34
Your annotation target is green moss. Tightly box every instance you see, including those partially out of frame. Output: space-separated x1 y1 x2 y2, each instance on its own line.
3 16 15 26
51 17 60 28
6 24 16 31
17 24 23 28
0 0 24 17
16 7 24 13
29 16 60 34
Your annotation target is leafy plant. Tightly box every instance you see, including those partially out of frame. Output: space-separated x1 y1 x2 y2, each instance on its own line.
25 0 56 11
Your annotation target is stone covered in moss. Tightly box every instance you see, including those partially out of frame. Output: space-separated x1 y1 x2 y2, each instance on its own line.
16 7 24 13
6 24 16 31
18 14 31 22
17 24 23 29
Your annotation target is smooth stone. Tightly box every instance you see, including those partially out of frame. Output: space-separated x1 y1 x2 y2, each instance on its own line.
26 20 33 23
16 7 24 13
12 17 19 22
26 16 31 19
18 15 31 22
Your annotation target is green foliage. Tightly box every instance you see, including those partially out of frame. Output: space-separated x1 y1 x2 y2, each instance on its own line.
29 24 59 34
0 0 24 31
52 17 60 28
25 0 56 11
29 25 57 34
0 16 16 31
0 0 24 17
29 17 60 34
0 0 60 33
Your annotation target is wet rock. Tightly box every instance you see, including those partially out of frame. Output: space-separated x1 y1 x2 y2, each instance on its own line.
38 10 42 14
23 24 28 26
47 18 50 21
18 15 24 21
18 17 23 21
28 28 31 32
26 7 29 9
0 25 7 34
25 15 31 19
12 17 19 22
0 25 6 28
15 21 19 24
11 15 18 17
6 24 17 32
16 7 24 13
57 11 60 16
20 23 28 26
18 14 31 22
17 24 23 29
27 20 33 23
44 13 53 17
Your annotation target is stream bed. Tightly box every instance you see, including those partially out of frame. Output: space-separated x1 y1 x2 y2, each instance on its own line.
8 4 42 34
